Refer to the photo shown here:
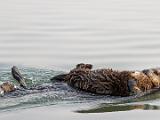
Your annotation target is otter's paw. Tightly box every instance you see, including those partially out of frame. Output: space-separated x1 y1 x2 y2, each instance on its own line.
131 86 142 95
128 79 142 95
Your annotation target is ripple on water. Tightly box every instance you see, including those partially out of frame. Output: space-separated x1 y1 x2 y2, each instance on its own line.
0 66 160 112
0 0 160 114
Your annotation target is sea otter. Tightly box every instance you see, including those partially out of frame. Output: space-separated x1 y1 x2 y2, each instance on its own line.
51 63 160 96
1 64 160 97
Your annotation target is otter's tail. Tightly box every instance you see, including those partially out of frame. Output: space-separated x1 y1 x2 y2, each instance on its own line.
11 66 27 89
50 74 67 82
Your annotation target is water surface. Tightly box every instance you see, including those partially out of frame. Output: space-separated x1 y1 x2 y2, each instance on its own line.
1 0 160 71
0 66 160 113
0 0 160 118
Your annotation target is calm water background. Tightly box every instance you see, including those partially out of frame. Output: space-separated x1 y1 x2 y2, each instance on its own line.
0 0 160 117
1 0 160 71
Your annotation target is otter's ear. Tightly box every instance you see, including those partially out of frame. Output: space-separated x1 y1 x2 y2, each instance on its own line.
85 64 93 69
76 63 85 68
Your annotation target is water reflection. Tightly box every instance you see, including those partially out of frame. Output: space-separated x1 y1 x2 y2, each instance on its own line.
77 89 160 113
121 89 160 103
77 104 160 113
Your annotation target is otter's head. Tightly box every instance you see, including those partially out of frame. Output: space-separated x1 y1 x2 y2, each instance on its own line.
128 71 149 94
130 71 146 80
76 63 93 70
0 82 16 93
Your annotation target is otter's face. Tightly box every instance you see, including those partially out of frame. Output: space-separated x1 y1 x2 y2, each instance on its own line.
130 71 149 82
131 71 143 79
0 82 16 93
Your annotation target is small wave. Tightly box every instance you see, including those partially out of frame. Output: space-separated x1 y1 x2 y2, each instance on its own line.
0 66 160 112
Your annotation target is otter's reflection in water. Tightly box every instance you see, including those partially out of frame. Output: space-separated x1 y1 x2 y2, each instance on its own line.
76 90 160 113
76 104 160 113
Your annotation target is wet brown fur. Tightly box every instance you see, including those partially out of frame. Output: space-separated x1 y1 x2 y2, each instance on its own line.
54 63 160 96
